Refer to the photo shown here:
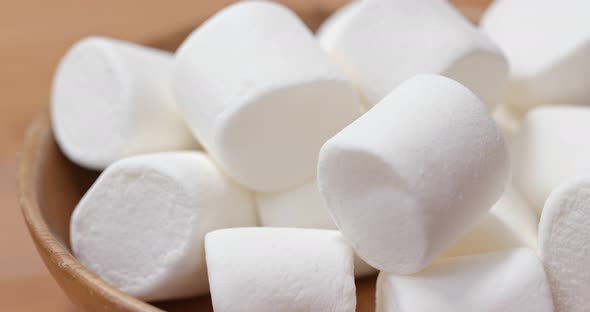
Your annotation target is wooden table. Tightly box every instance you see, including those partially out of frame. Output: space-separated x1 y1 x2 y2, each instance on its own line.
0 0 489 310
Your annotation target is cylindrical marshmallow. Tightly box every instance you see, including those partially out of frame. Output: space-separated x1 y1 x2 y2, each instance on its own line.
442 184 538 257
70 152 257 301
376 248 554 312
52 36 197 170
319 0 508 109
316 1 361 52
493 104 522 144
255 179 377 277
512 106 590 213
481 0 590 114
256 179 336 230
539 173 590 312
205 228 356 312
318 75 510 274
172 2 360 192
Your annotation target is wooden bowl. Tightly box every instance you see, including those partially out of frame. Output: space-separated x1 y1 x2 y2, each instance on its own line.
17 2 488 311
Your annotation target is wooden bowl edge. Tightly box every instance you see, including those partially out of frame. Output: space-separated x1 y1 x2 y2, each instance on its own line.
17 112 161 312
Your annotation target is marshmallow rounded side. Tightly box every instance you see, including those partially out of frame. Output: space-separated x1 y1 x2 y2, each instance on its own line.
376 248 554 312
512 106 590 213
172 1 360 192
318 75 510 274
205 228 356 312
481 0 590 113
441 47 508 111
321 0 508 109
493 104 522 144
70 152 256 301
51 37 197 170
539 173 590 312
316 1 361 52
442 185 538 257
256 179 336 230
255 178 377 277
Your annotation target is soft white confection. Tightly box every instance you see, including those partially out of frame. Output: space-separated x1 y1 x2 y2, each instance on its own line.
52 36 197 170
205 228 356 312
376 248 554 312
319 0 508 109
316 1 361 52
173 1 360 192
70 152 257 301
256 179 335 230
318 75 510 274
315 1 366 111
481 0 590 114
255 179 377 277
443 185 538 257
539 173 590 312
493 104 522 144
512 106 590 213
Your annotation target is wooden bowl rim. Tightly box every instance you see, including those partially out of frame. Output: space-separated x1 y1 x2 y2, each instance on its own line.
17 112 162 312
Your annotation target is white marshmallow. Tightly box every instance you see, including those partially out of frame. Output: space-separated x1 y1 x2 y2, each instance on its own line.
51 37 197 170
205 228 356 312
318 75 510 274
443 184 538 257
172 1 360 192
256 179 335 230
539 173 590 312
481 0 590 114
493 104 522 144
316 2 367 111
316 1 361 52
512 106 590 213
70 152 257 301
255 179 377 277
319 0 508 109
376 248 554 312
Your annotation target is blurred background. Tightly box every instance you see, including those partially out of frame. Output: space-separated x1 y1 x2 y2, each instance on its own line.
0 0 489 310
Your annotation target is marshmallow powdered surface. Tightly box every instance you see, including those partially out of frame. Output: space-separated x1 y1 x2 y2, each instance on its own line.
172 1 360 192
481 0 590 113
319 0 508 109
443 184 538 257
512 106 590 213
318 75 510 274
255 179 377 277
376 248 554 312
205 228 356 312
70 152 257 301
539 173 590 312
52 36 196 170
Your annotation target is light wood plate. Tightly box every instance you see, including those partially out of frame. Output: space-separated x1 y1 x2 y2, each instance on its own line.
17 2 489 311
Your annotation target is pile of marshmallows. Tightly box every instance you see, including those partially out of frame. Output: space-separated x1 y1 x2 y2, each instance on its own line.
51 0 590 311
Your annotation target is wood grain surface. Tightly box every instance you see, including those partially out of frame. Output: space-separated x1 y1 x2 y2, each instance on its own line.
1 0 490 310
